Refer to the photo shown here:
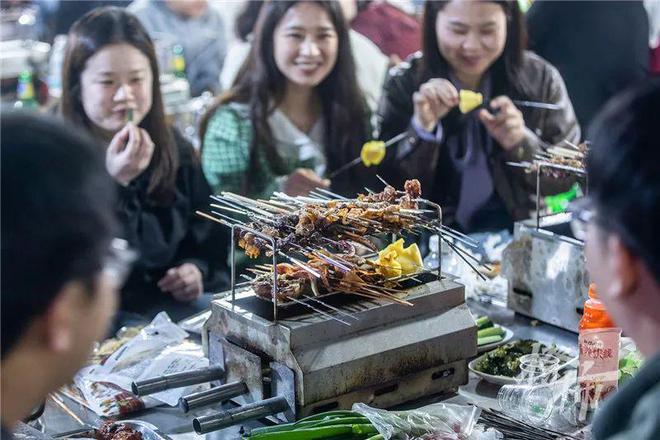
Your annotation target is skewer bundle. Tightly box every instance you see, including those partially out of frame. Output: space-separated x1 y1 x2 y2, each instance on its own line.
508 140 588 178
197 177 488 308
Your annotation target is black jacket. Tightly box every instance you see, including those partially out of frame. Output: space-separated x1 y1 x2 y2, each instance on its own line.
376 51 580 228
527 1 649 130
118 130 228 313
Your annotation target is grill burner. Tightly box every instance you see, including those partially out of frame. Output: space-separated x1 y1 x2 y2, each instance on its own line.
195 276 476 432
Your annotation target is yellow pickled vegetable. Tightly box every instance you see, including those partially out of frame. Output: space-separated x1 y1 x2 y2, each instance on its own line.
376 238 423 278
459 89 483 113
360 140 386 166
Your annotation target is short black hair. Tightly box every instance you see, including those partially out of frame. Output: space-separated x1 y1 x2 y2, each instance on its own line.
1 112 117 357
586 79 660 282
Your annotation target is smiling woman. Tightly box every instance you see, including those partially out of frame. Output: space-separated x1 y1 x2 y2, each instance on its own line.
377 0 580 234
199 0 371 200
59 7 228 324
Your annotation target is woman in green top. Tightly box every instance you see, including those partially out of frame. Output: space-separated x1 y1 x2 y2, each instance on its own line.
200 0 371 199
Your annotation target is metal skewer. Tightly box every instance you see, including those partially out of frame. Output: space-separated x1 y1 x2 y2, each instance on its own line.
512 100 562 110
328 132 408 179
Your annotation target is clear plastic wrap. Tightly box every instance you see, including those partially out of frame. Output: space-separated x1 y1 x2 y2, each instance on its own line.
73 312 209 416
352 402 482 440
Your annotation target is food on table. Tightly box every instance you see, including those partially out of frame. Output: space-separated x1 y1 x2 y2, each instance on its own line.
475 339 554 377
96 422 142 440
251 246 417 305
236 179 424 259
475 316 505 346
459 89 483 113
360 140 386 166
375 238 423 278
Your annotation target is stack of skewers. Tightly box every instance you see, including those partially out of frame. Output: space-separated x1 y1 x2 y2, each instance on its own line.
197 178 489 313
508 140 588 178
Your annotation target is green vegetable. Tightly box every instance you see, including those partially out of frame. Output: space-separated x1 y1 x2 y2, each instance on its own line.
477 326 505 338
246 425 353 440
246 420 320 436
294 411 362 425
475 316 493 330
246 424 376 440
475 339 545 376
309 417 371 427
366 435 384 440
478 334 504 346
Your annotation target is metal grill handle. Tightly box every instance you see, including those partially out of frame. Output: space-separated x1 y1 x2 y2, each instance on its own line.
131 366 225 396
178 381 248 413
193 396 289 434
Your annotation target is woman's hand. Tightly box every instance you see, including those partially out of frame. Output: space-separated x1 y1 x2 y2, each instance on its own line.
478 96 525 150
413 78 459 132
283 168 330 197
158 263 203 302
105 123 155 186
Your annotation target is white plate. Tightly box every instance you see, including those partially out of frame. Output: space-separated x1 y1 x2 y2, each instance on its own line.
469 342 575 385
477 326 514 353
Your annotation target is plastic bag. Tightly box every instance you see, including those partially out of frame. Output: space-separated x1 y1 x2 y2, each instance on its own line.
353 402 482 440
73 312 209 416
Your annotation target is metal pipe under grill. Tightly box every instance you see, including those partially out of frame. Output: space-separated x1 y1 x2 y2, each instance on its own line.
178 381 248 413
131 366 225 396
193 396 289 434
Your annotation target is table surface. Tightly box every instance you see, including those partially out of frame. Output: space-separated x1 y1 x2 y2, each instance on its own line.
36 298 580 440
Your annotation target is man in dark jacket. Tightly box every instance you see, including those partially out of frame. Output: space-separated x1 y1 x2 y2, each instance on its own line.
527 1 649 130
583 80 660 440
1 114 121 438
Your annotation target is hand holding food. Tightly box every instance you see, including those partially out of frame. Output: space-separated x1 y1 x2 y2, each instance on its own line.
413 78 459 132
283 168 330 197
158 262 203 302
478 96 525 150
106 123 155 186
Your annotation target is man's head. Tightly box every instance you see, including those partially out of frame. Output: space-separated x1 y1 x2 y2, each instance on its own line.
583 80 660 357
1 113 119 424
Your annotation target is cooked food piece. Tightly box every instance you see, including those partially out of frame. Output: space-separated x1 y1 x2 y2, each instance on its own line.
360 140 386 166
96 422 142 440
376 239 423 278
459 89 483 113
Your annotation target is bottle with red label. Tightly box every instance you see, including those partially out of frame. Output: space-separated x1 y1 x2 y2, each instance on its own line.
577 283 621 418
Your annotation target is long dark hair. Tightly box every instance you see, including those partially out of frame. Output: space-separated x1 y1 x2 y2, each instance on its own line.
420 0 528 98
60 7 177 204
200 0 369 185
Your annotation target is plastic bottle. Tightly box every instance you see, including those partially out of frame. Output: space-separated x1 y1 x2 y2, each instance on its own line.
47 35 67 99
423 234 440 270
577 283 620 419
171 44 187 79
14 70 38 110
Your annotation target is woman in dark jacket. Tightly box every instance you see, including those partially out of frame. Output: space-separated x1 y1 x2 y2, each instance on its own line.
378 0 579 232
60 7 227 321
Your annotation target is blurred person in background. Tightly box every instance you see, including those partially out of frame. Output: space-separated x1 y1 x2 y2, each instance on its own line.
527 1 649 130
340 0 421 65
128 0 226 96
